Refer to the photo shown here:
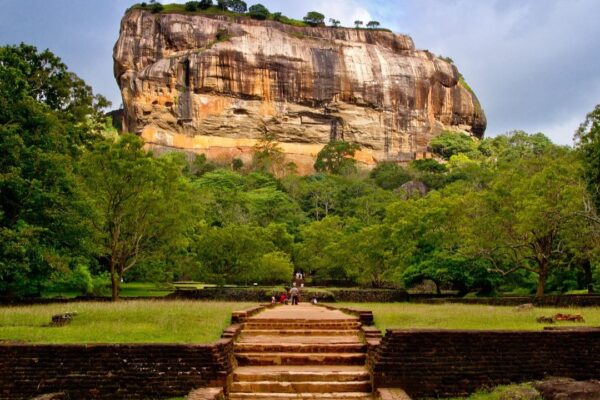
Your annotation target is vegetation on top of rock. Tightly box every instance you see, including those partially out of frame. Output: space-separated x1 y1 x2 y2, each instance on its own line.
127 2 392 30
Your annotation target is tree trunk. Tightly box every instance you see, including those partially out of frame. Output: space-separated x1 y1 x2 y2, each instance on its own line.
536 263 548 297
582 259 594 293
110 261 119 301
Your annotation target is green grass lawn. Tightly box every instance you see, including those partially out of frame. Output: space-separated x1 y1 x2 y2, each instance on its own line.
339 302 600 331
0 301 252 344
449 383 541 400
42 282 174 299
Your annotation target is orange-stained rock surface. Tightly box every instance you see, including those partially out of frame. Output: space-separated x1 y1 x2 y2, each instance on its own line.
114 9 486 172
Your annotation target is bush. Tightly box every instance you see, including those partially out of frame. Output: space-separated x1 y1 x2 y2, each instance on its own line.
248 3 269 20
370 162 411 190
185 1 199 11
150 2 164 13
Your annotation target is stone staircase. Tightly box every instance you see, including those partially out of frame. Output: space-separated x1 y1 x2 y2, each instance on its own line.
229 304 373 400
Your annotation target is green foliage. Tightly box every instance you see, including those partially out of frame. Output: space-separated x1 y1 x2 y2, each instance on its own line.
248 3 269 20
303 11 325 26
369 162 411 190
78 135 193 300
226 0 247 13
314 140 361 175
150 2 164 13
366 21 381 29
430 131 478 160
329 18 341 28
576 104 600 213
0 44 108 297
354 20 364 29
252 131 285 176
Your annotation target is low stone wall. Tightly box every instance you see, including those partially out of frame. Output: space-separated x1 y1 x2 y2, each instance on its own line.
170 287 409 303
372 329 600 398
0 341 232 400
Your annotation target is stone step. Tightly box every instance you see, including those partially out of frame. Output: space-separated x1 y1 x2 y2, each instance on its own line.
234 342 367 353
243 321 361 330
228 392 373 400
235 352 367 366
241 329 360 336
231 380 371 393
233 366 370 383
238 335 362 344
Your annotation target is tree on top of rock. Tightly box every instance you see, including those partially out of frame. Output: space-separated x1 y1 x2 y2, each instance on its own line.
248 3 270 20
366 21 381 29
303 11 325 26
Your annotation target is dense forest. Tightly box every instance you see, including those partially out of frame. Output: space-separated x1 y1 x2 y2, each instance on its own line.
1 44 600 300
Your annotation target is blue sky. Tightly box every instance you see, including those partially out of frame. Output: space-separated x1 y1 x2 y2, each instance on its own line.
2 0 600 144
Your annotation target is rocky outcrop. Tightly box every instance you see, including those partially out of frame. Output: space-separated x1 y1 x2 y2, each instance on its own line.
114 9 486 173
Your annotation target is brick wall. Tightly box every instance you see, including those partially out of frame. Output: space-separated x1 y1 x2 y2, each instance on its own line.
411 294 600 307
372 329 600 398
0 340 234 400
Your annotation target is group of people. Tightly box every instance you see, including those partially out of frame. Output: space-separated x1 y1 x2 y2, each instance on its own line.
272 271 317 305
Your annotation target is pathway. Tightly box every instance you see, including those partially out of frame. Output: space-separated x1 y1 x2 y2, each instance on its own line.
229 304 373 400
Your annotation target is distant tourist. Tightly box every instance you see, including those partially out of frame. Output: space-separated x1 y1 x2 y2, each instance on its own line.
311 296 317 305
279 292 288 304
290 286 299 305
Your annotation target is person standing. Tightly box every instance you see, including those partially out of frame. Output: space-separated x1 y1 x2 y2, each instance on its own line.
290 285 299 305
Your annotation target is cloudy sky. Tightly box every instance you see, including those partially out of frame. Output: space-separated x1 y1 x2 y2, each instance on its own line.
2 0 599 144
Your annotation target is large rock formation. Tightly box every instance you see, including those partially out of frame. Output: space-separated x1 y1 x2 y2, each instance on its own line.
114 9 486 173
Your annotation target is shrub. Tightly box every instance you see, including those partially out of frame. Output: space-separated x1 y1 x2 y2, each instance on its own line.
185 1 199 11
150 2 164 13
199 0 213 9
248 3 269 20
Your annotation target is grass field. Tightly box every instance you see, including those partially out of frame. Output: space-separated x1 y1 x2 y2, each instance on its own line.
450 383 541 400
0 301 252 344
42 282 174 299
339 302 600 331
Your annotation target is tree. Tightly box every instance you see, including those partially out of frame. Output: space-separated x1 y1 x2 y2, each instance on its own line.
314 140 361 175
461 146 590 296
354 20 363 29
430 131 478 160
369 162 411 190
303 11 325 26
216 0 227 10
78 135 191 300
252 131 285 176
366 21 381 29
185 1 199 11
329 18 341 28
248 3 269 20
227 0 247 13
575 104 600 213
0 44 108 297
150 2 164 13
199 0 213 9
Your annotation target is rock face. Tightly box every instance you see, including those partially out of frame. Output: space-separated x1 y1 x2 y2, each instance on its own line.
114 9 486 173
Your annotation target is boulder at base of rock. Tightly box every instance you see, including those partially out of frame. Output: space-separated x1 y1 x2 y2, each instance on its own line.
534 378 600 400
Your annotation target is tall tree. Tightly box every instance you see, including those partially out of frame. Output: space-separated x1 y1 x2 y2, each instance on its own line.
575 104 600 214
461 146 590 296
78 135 191 300
0 44 107 296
